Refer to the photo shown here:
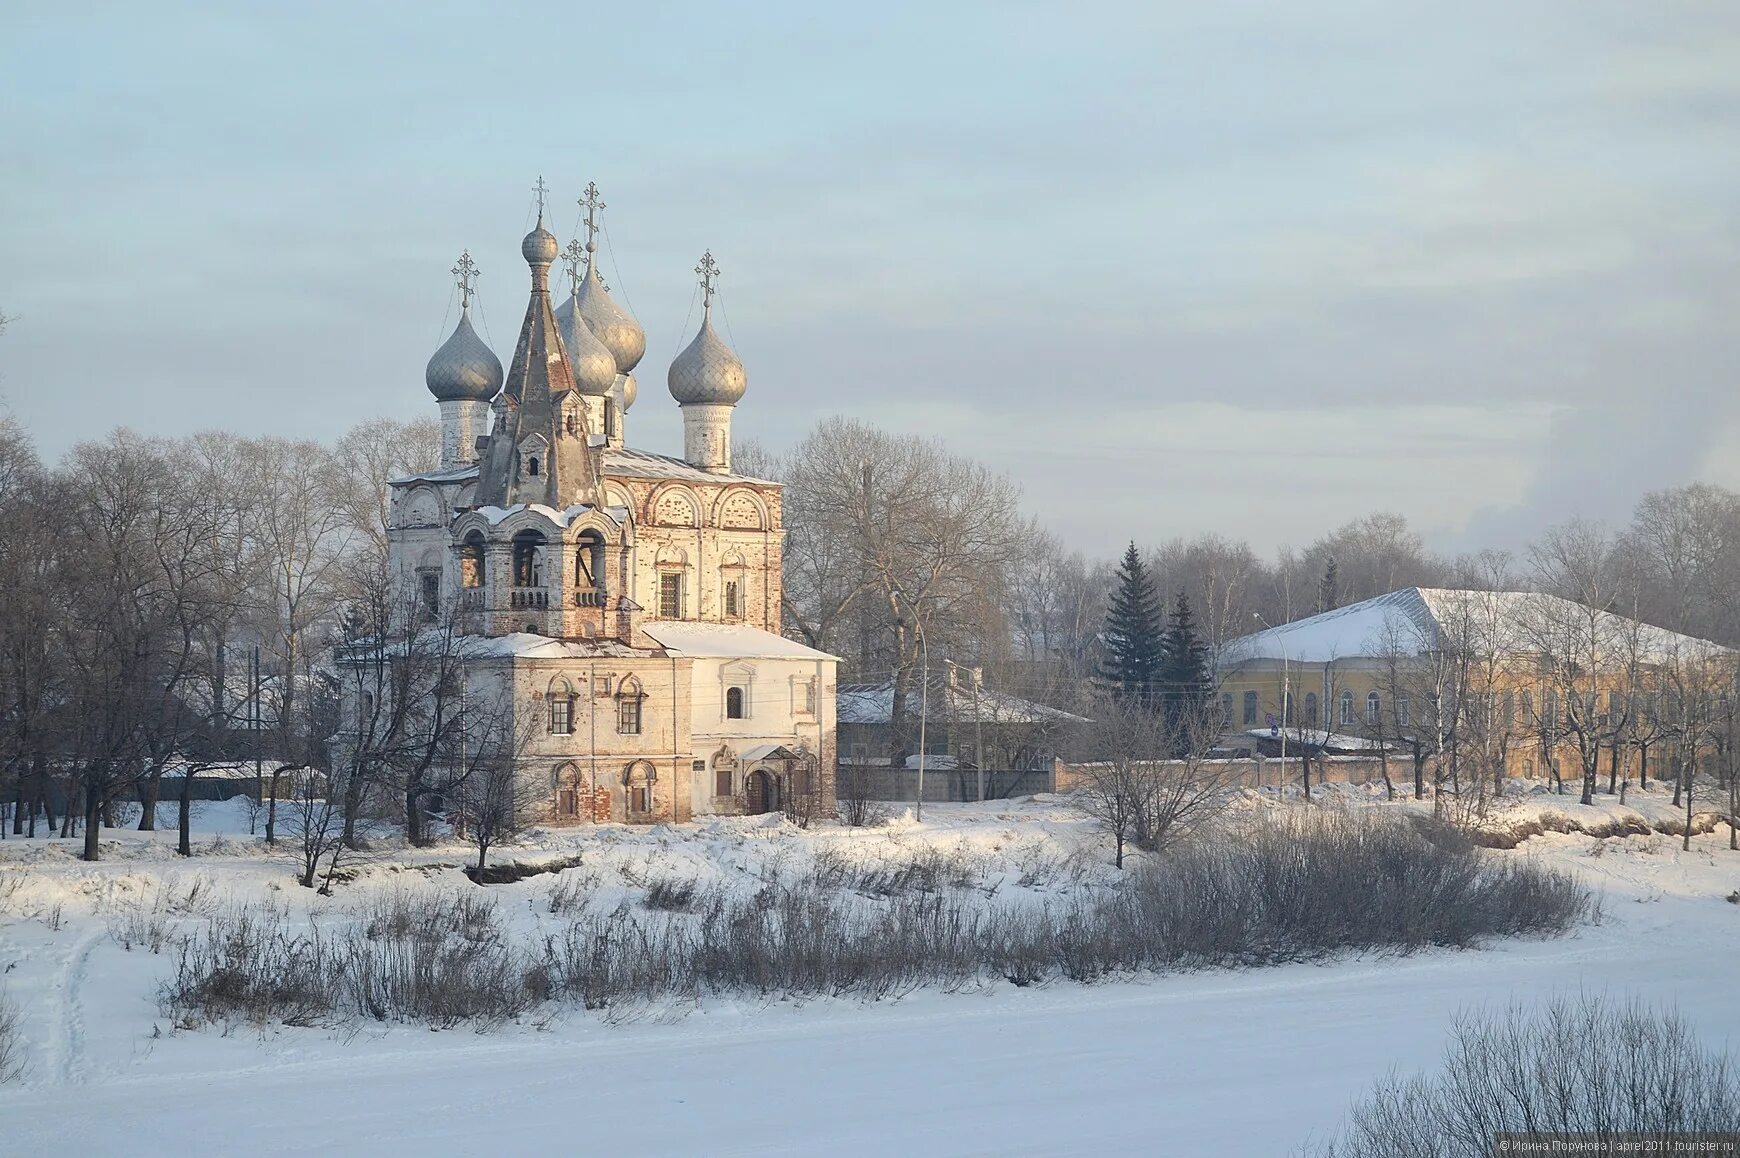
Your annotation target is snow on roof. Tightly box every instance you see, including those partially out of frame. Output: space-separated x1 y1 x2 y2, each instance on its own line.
640 622 838 662
600 447 778 487
837 677 1089 727
1219 587 1725 666
1242 727 1389 752
455 633 660 660
469 502 626 528
390 447 778 490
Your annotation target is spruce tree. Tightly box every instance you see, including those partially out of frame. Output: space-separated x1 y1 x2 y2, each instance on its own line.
1100 543 1164 710
1160 590 1214 752
1317 556 1340 613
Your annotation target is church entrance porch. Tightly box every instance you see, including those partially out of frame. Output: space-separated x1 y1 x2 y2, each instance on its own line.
744 769 779 815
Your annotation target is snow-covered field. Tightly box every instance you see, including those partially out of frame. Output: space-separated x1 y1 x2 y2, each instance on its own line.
1 786 1737 1157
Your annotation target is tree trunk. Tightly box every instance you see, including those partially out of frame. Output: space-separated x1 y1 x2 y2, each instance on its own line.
265 769 281 844
1413 747 1426 800
405 785 424 847
1683 761 1694 852
177 768 195 857
82 783 101 862
1580 753 1595 806
1607 740 1620 795
136 770 163 830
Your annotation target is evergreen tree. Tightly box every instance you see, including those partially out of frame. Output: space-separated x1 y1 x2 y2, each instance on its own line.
1317 556 1340 613
1099 543 1165 710
1160 590 1214 752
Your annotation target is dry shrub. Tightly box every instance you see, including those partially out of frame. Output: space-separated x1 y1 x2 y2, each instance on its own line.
0 988 24 1083
1308 995 1740 1155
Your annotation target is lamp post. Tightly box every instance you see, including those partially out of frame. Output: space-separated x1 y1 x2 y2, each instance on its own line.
1253 612 1290 792
945 659 987 803
895 591 930 822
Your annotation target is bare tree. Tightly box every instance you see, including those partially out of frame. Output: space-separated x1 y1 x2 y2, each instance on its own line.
1069 698 1231 868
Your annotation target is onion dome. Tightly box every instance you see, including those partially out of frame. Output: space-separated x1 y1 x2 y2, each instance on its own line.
576 263 646 374
667 311 746 405
554 292 618 396
522 221 559 267
425 306 503 401
617 371 638 413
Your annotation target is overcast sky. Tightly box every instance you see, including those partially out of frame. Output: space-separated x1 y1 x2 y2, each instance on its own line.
3 1 1737 558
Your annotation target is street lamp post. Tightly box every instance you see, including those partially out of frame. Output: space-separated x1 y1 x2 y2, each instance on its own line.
1253 612 1290 793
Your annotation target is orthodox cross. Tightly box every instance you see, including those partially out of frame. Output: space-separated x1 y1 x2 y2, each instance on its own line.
579 182 604 258
452 250 480 308
696 250 720 310
533 175 549 219
561 239 585 294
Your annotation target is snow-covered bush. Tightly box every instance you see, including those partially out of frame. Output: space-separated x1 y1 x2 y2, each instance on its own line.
1308 995 1740 1155
0 987 23 1083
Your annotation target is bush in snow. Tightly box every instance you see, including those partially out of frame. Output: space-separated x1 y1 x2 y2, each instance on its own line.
0 987 24 1083
1307 994 1740 1155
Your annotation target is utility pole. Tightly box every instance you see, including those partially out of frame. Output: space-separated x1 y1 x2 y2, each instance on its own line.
896 590 929 822
946 659 987 803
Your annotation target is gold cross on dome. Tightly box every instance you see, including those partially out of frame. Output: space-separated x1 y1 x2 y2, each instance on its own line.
696 250 720 309
452 250 480 308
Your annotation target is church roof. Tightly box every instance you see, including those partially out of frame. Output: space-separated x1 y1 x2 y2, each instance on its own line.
837 677 1088 727
641 621 836 662
389 447 777 491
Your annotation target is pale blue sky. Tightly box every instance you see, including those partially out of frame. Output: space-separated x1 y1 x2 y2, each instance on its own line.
3 1 1738 555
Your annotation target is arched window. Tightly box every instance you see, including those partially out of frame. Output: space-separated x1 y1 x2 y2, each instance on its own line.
1339 690 1355 726
1242 691 1258 726
511 531 545 588
726 686 745 719
1303 692 1319 726
574 530 605 604
1366 691 1381 725
1520 689 1534 724
460 534 486 589
1398 697 1412 728
617 678 644 735
548 679 575 735
527 455 540 477
625 761 656 814
1543 690 1558 729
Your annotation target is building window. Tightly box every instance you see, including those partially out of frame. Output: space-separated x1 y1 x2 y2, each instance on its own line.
527 455 540 477
1366 691 1381 726
549 696 572 735
618 692 643 735
802 680 816 714
459 535 485 589
658 572 683 618
1303 692 1318 726
726 686 745 720
512 531 544 587
724 579 741 619
1242 691 1258 726
575 530 605 598
557 788 577 817
1339 690 1355 726
1220 693 1232 724
1520 690 1534 724
714 766 732 797
630 786 649 813
1398 697 1412 728
418 570 440 619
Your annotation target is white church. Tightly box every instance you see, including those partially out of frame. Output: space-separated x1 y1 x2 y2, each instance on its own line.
382 183 837 824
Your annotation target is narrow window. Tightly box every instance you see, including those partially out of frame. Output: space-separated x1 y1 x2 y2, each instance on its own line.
724 579 741 619
618 695 642 735
419 570 440 619
1303 693 1318 726
527 456 540 477
459 537 485 588
630 786 649 813
1398 697 1412 728
1339 690 1354 726
1242 691 1258 725
714 766 732 797
658 572 683 619
549 696 572 735
1366 691 1381 726
803 680 816 714
726 686 745 720
512 532 544 587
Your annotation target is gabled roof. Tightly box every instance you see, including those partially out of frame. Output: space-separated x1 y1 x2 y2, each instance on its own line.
837 676 1089 727
1219 587 1723 666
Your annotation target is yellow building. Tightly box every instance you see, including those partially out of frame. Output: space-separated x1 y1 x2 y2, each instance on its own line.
1216 588 1731 787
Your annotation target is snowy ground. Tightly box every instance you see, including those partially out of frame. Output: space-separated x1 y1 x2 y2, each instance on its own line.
1 786 1737 1157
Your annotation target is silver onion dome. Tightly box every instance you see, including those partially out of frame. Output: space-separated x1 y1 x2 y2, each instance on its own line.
554 293 618 397
425 307 503 401
667 312 746 405
616 371 638 413
522 222 559 266
576 263 646 374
